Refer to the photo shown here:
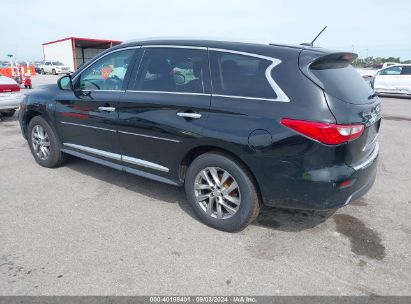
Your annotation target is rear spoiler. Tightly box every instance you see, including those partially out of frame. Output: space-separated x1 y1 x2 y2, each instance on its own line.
298 49 358 87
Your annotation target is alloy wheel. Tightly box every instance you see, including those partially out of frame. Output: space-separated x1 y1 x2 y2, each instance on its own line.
194 167 241 219
31 125 51 160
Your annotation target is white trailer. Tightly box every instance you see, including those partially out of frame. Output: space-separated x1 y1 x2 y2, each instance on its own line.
42 37 122 72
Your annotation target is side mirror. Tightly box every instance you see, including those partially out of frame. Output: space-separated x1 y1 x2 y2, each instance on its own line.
57 75 73 90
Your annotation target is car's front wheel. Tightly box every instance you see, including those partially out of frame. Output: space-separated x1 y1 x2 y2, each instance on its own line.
185 152 260 232
41 68 45 75
27 116 66 168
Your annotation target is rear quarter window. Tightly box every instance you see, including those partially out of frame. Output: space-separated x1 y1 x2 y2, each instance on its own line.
210 51 277 99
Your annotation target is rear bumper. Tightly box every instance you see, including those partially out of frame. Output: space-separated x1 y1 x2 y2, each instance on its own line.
261 144 379 210
0 92 24 111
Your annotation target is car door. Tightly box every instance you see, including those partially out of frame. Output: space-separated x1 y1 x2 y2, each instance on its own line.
44 62 51 73
55 47 138 163
116 46 211 181
374 65 403 92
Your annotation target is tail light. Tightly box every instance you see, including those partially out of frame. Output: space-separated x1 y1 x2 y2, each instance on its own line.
281 118 364 145
0 84 21 93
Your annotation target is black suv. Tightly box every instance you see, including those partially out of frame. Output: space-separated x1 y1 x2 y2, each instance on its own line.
19 39 381 232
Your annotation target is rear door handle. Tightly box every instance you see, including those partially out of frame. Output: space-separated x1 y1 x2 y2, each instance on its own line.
98 106 116 112
177 112 202 119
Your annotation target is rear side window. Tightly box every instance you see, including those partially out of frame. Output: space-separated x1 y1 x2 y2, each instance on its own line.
401 66 411 75
210 51 277 99
132 47 208 94
380 66 402 75
309 56 374 104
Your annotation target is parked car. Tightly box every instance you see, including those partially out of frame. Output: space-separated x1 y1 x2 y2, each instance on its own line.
33 61 43 74
373 64 411 96
40 61 70 75
381 62 399 69
0 73 23 117
19 39 381 231
356 68 377 86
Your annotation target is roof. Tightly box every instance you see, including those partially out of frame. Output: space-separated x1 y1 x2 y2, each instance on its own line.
117 38 335 56
42 37 122 46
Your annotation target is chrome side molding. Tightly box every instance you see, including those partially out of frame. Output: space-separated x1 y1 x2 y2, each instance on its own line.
62 143 169 173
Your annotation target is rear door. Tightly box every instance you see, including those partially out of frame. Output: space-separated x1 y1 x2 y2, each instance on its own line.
55 48 138 163
116 46 211 180
399 65 411 94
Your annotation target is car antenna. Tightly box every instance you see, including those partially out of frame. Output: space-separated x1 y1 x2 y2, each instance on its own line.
300 26 327 47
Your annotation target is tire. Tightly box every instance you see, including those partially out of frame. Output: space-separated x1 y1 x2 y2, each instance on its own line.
27 116 66 168
185 152 260 232
0 110 16 117
41 68 45 75
52 69 56 75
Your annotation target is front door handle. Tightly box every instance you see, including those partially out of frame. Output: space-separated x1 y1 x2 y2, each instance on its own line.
177 112 202 119
98 106 116 112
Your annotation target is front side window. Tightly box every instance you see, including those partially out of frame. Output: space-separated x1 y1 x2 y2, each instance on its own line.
75 49 135 91
132 47 207 93
380 66 402 75
210 51 276 99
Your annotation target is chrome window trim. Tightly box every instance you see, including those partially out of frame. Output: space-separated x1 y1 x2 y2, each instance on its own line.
72 44 289 102
60 121 116 132
126 90 210 97
72 46 141 82
119 130 181 143
208 47 290 102
353 142 379 171
63 143 121 161
212 94 280 102
63 143 169 173
143 45 207 50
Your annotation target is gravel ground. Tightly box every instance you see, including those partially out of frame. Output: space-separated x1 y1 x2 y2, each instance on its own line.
0 75 410 295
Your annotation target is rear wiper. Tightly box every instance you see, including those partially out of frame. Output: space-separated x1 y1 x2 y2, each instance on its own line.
368 93 377 100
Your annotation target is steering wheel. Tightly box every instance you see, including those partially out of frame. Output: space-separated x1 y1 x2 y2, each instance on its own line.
81 79 101 90
105 75 123 90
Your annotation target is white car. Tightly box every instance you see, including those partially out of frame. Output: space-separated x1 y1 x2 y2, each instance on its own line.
40 61 70 75
373 64 411 96
381 62 399 69
0 73 24 117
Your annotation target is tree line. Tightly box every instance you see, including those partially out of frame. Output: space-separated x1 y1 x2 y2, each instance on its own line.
353 56 411 67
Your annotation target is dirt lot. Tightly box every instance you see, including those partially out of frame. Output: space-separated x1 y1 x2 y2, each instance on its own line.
0 75 410 295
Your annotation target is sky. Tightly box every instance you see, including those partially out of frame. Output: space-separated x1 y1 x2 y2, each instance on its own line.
2 0 410 61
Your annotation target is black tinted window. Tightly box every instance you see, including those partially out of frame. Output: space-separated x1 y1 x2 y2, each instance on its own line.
75 49 135 91
210 51 276 99
133 48 207 93
310 60 374 104
401 66 411 75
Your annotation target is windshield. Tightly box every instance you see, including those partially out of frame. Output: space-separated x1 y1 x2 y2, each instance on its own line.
52 61 64 66
310 59 375 105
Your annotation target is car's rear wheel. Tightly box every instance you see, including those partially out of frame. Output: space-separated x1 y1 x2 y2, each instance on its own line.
27 116 66 168
41 68 45 75
185 152 260 232
52 69 56 75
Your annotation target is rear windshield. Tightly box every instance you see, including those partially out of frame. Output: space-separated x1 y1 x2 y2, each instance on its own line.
310 58 375 105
